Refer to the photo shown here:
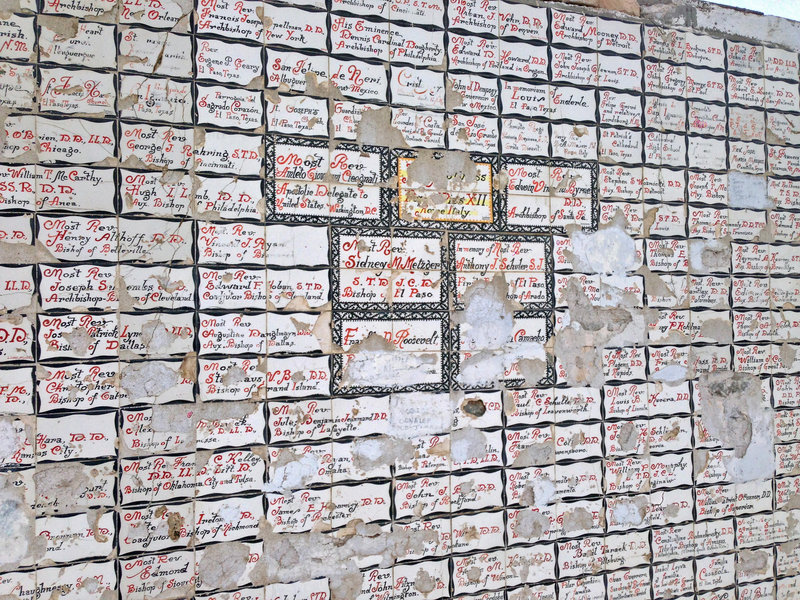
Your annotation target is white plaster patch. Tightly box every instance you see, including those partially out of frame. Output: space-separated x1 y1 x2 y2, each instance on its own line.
264 453 320 493
449 426 487 463
568 221 638 281
728 171 772 209
389 393 451 438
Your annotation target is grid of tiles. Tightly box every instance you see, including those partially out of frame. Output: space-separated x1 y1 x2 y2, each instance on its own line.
1 1 800 600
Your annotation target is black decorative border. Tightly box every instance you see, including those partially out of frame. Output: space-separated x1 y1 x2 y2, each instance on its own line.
447 232 555 311
388 147 503 231
264 135 390 225
447 309 556 390
330 226 449 311
498 156 599 233
331 311 450 394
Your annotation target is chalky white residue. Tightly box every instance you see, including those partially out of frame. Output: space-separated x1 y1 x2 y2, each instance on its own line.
728 171 772 209
568 221 638 281
449 426 487 464
456 274 546 388
264 453 320 493
343 347 436 388
611 500 645 527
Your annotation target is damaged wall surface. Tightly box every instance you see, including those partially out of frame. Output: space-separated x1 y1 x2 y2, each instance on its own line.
1 0 800 598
